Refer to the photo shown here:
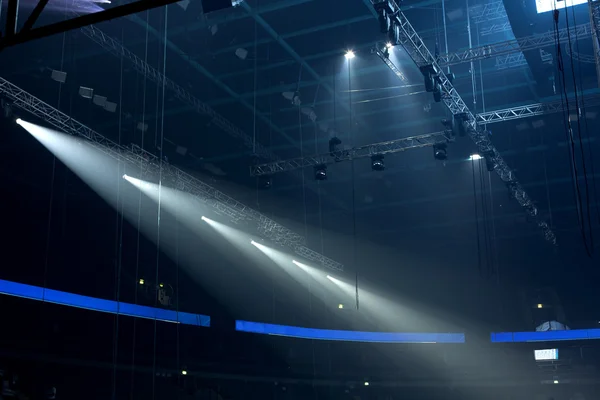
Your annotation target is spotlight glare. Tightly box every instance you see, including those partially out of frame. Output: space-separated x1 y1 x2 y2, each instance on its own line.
15 118 22 125
469 154 482 161
182 370 187 376
122 174 128 179
345 50 355 60
139 279 144 285
338 303 344 309
537 303 543 309
364 382 369 386
386 42 393 48
201 216 208 222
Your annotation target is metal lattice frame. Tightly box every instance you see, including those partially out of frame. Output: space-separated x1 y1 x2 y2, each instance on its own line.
495 49 553 70
373 45 408 82
470 1 507 24
0 76 344 271
251 131 452 176
437 23 592 68
480 21 512 37
79 24 278 162
373 0 556 244
476 96 600 124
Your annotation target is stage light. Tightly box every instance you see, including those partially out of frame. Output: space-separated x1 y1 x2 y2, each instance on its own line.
15 118 22 125
139 279 144 285
433 143 447 161
201 216 208 222
364 382 369 386
371 154 385 171
345 50 355 60
159 283 164 288
537 303 543 309
122 174 128 179
553 380 559 384
469 154 482 161
338 304 344 309
251 240 259 246
258 175 272 189
386 42 393 48
314 164 327 181
181 370 187 375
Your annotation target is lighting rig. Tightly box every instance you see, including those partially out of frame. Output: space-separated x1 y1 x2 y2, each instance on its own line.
251 130 454 176
371 0 556 244
0 76 344 271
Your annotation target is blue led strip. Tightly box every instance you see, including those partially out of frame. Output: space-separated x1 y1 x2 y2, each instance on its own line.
236 320 465 343
0 279 210 327
491 329 600 343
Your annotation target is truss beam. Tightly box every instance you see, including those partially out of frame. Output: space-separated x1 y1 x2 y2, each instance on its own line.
372 0 556 244
0 0 180 49
251 131 452 176
373 46 408 82
495 49 553 70
0 76 344 271
437 23 592 68
470 1 507 24
476 95 600 125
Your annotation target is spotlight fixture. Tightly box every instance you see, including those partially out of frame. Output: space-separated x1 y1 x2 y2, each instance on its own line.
258 175 272 189
314 164 327 181
371 154 385 171
338 304 344 309
469 154 482 161
181 370 187 376
15 118 22 125
364 382 369 386
386 42 393 48
345 50 355 60
139 279 144 285
433 143 447 161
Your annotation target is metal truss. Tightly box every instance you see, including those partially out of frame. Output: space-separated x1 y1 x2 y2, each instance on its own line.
251 131 453 176
476 95 600 125
480 21 512 37
437 23 593 68
590 0 600 87
0 76 344 271
251 93 600 175
567 49 597 64
79 24 278 162
470 1 507 24
495 49 553 70
372 0 556 244
0 0 180 49
373 45 408 82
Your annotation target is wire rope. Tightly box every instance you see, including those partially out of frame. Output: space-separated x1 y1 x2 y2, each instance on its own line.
131 11 151 398
111 25 126 400
151 6 169 400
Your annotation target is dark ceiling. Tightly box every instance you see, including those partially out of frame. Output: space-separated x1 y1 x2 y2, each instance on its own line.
1 0 600 327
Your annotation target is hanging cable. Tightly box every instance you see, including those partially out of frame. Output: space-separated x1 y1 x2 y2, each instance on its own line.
131 10 151 399
553 6 592 256
563 5 594 251
151 6 169 400
111 25 127 400
570 4 600 227
347 60 359 310
471 160 482 277
441 0 450 74
465 0 477 110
